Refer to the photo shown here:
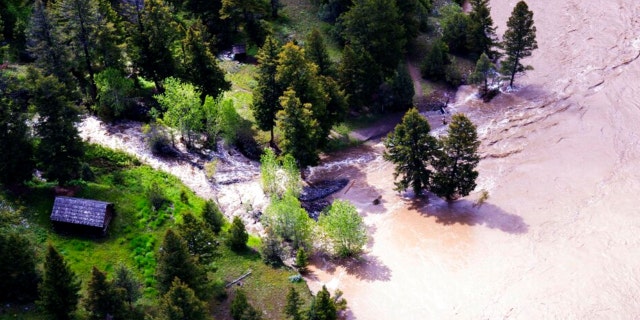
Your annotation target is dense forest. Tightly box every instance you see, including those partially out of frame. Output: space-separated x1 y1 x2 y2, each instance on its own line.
0 0 536 317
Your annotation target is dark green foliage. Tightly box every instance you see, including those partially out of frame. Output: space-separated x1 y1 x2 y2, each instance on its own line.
113 264 142 309
177 212 218 263
431 114 480 200
318 76 347 141
38 244 81 320
159 278 209 320
468 52 496 98
231 289 262 320
383 108 437 196
284 287 303 320
156 229 207 299
421 39 450 81
84 266 127 320
227 216 249 251
305 28 333 77
317 0 350 23
440 3 470 54
339 0 406 77
0 76 35 186
501 0 537 87
28 69 84 186
294 247 308 273
307 286 337 320
338 44 380 108
148 182 168 210
277 89 319 168
444 59 462 87
260 227 283 266
466 0 499 58
27 0 72 83
0 205 40 302
203 199 225 234
396 0 431 40
94 68 134 121
251 35 282 145
179 20 230 102
381 63 415 112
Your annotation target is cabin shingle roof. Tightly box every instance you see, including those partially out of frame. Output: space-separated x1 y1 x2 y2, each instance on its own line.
50 197 112 228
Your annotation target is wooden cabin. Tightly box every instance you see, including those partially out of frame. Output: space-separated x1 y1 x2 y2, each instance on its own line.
50 197 114 236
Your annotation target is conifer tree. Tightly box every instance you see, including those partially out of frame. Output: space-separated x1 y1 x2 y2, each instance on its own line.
284 287 303 320
159 278 209 320
440 3 469 54
202 199 225 234
227 216 249 251
260 227 283 266
27 0 72 83
466 0 499 58
421 39 450 81
338 44 379 108
177 212 217 263
251 36 282 145
431 114 480 201
294 247 308 273
305 28 333 77
383 108 437 196
277 89 319 168
156 229 207 299
38 244 81 320
113 264 142 310
84 267 126 320
0 231 40 302
231 289 262 320
307 286 337 320
501 0 537 87
469 52 496 98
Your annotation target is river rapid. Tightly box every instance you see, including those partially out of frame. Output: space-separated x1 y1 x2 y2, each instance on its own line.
306 0 640 318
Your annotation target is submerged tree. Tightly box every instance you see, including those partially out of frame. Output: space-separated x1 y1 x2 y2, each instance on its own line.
431 114 480 201
383 108 437 196
318 200 367 258
468 52 496 98
501 0 537 87
38 244 81 320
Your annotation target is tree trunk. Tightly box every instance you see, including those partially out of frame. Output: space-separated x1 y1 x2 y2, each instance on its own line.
509 54 519 87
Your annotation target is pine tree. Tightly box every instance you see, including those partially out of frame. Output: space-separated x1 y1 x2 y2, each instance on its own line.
202 199 225 234
180 20 230 102
113 264 142 310
177 212 218 263
231 289 262 320
28 69 84 186
251 35 282 145
294 247 308 273
501 0 537 87
338 44 380 108
305 28 333 77
421 39 450 81
431 113 480 201
84 266 126 320
27 0 72 83
383 108 437 196
159 278 209 320
156 229 207 299
308 286 337 320
38 244 81 320
260 227 283 266
466 0 498 58
383 63 414 112
284 287 303 320
440 3 469 54
0 231 40 302
227 216 249 251
276 89 319 168
468 52 496 98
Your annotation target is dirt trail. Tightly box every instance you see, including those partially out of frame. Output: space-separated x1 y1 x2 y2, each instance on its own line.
306 0 640 318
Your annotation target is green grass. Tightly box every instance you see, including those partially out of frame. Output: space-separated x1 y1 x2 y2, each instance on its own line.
1 144 312 319
221 60 257 121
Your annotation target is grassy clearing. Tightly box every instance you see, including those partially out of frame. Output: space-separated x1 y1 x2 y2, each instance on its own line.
1 144 311 319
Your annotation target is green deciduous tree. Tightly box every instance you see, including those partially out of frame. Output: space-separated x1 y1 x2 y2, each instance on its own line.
94 67 134 121
383 108 437 196
230 289 262 320
227 216 249 251
277 89 319 168
466 0 499 58
284 287 303 320
177 212 218 263
84 266 126 320
468 52 496 98
432 113 480 200
38 244 81 320
155 77 203 147
501 0 537 87
264 191 312 250
28 69 84 186
440 3 469 54
156 229 207 299
251 35 281 145
203 199 225 234
159 278 209 320
260 148 279 196
319 200 367 258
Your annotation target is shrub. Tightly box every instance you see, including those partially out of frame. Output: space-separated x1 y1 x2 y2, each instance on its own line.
226 216 248 252
147 182 168 210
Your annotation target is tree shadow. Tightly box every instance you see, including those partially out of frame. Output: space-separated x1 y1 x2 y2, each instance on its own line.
341 254 392 282
408 195 529 234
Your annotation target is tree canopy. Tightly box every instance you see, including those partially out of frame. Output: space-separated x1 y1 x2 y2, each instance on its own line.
38 244 81 320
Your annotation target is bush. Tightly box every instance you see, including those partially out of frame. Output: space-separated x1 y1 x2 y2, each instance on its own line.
147 182 168 210
226 216 248 252
80 162 95 181
445 61 463 87
145 124 178 158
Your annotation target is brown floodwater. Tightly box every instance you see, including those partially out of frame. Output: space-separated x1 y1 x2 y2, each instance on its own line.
306 0 640 318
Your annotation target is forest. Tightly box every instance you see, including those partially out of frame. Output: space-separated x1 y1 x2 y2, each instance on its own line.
0 0 536 317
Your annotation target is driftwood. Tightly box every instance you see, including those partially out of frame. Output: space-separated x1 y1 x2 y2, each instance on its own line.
225 270 252 288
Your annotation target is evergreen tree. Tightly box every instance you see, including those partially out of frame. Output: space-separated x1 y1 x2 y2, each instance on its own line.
307 286 337 320
382 63 414 112
383 108 437 196
276 89 319 168
466 0 498 58
113 264 142 310
202 199 225 234
0 77 35 186
305 28 333 77
251 36 282 145
284 287 303 320
339 0 406 77
260 227 283 266
227 216 249 251
231 289 262 320
159 278 209 320
28 69 84 186
501 0 537 87
319 200 367 258
396 0 431 41
84 266 126 320
440 3 469 54
431 114 480 201
0 231 40 302
180 20 230 102
468 52 496 98
156 229 207 299
338 44 380 108
27 0 72 83
421 39 449 81
294 247 308 273
177 212 218 263
38 244 81 320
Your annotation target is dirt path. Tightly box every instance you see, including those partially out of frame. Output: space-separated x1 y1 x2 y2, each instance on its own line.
407 61 423 100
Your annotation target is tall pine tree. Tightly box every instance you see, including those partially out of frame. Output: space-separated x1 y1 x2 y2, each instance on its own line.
501 0 537 87
38 244 81 320
284 287 303 320
277 89 319 168
251 35 281 146
466 0 498 58
84 266 126 320
159 278 209 320
156 229 207 299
